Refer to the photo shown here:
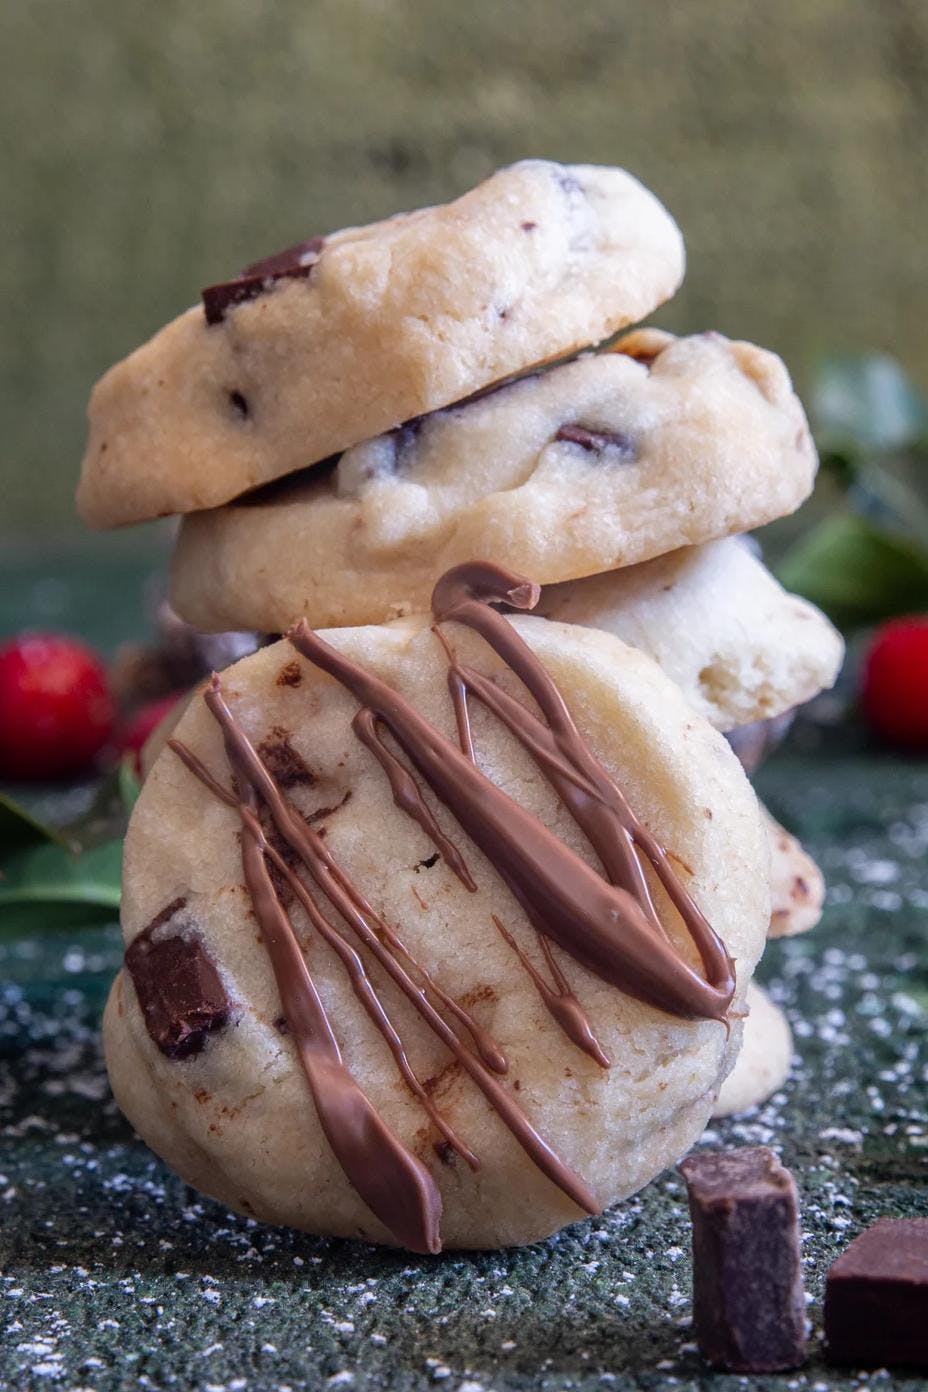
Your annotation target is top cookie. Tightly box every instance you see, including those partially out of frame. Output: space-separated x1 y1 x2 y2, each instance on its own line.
77 161 684 527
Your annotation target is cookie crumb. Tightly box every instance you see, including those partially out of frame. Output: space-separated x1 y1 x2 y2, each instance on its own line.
275 661 302 688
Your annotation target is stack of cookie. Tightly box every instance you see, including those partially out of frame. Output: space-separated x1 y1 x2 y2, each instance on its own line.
80 162 842 1253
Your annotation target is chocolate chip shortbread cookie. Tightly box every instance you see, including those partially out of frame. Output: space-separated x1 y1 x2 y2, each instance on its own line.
104 564 769 1251
78 162 684 527
171 331 816 633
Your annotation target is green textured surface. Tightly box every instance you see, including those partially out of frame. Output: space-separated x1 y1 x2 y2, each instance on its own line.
2 0 928 532
1 749 926 1391
1 551 927 1391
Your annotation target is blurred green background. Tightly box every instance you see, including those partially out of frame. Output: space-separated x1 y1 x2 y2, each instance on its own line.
2 0 927 539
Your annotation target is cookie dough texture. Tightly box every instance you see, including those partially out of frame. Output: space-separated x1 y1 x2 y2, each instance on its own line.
712 983 793 1118
104 615 769 1249
171 331 816 633
540 539 843 732
77 161 684 528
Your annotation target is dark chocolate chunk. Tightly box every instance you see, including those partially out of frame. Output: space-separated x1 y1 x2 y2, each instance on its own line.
202 237 325 325
255 727 316 789
680 1146 807 1373
555 423 635 457
726 709 795 774
228 389 249 419
242 237 325 279
125 902 230 1058
824 1218 928 1369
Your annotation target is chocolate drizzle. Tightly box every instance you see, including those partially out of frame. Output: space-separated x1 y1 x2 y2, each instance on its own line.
166 667 598 1248
289 561 735 1023
153 559 737 1252
492 916 610 1068
168 740 476 1169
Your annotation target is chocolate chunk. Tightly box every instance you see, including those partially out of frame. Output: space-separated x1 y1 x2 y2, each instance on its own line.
680 1146 807 1372
242 237 325 279
256 727 316 788
824 1218 928 1369
555 423 635 457
726 709 795 774
125 902 230 1059
202 237 324 325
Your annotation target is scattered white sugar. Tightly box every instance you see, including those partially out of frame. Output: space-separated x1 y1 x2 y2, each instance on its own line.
819 1126 863 1146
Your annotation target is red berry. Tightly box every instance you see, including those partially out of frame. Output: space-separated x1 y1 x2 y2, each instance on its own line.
0 634 115 780
120 694 183 771
862 617 928 749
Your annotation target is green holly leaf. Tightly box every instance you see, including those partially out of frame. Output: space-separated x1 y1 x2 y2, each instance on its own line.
0 836 122 915
777 513 928 624
0 759 137 933
0 790 74 851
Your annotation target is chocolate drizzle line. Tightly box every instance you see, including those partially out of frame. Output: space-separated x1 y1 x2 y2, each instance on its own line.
167 675 598 1246
167 739 476 1169
351 708 476 891
289 560 736 1024
492 916 611 1069
181 722 443 1255
433 624 609 1067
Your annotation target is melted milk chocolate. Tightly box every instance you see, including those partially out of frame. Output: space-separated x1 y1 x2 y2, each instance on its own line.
158 560 736 1252
289 561 735 1022
215 741 442 1255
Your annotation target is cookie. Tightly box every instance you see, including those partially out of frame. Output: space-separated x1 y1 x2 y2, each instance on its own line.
104 563 769 1251
77 162 684 528
766 810 825 938
539 538 843 731
171 330 816 633
712 983 792 1117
